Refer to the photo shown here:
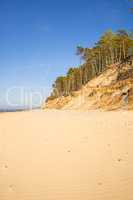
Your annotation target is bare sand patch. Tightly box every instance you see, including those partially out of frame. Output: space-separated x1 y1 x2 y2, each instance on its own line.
0 110 133 200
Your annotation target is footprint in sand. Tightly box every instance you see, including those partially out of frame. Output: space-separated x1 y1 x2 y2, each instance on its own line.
98 182 103 186
117 158 122 162
1 164 8 169
3 164 8 169
9 185 14 192
0 164 8 174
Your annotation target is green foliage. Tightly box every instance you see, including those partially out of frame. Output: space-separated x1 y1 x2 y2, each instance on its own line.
48 30 133 100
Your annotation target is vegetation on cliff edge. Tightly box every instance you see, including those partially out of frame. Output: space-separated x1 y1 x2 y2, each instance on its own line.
46 30 133 102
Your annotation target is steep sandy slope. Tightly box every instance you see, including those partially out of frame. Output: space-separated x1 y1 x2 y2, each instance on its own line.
43 62 133 111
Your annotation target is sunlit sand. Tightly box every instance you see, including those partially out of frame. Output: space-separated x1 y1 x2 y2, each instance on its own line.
0 110 133 200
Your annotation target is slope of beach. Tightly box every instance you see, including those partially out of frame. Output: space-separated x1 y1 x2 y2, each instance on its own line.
44 62 133 111
0 109 133 200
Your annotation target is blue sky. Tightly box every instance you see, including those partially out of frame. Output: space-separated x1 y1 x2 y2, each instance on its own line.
0 0 132 109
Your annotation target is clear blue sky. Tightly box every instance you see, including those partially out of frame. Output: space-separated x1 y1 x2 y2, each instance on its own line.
0 0 132 109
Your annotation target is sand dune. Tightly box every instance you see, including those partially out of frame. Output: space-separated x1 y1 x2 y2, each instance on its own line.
0 110 133 200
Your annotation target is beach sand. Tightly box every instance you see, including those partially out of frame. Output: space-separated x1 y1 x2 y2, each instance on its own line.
0 109 133 200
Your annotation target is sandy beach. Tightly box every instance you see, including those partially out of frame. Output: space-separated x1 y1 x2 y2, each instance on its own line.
0 110 133 200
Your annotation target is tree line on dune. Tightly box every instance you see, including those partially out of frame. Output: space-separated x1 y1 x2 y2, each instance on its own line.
46 30 133 102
